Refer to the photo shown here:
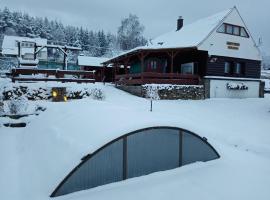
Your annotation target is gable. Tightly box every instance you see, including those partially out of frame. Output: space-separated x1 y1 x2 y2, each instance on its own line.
198 8 261 61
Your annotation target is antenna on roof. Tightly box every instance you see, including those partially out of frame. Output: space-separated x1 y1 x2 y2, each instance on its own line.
257 37 263 47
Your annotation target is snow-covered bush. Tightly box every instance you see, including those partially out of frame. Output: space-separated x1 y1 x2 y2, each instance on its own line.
34 104 47 113
227 82 248 90
2 86 50 100
144 85 160 100
67 89 91 99
91 88 105 100
66 88 105 100
7 96 29 115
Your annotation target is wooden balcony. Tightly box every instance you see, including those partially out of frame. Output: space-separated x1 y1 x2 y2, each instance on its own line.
115 72 200 85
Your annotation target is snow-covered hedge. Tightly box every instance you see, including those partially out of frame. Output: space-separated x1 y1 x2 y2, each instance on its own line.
226 82 248 90
0 79 105 101
144 85 160 100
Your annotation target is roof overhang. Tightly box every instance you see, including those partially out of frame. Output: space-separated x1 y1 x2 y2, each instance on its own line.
102 46 198 65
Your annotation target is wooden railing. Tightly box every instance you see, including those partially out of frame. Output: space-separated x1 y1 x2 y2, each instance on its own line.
11 68 95 83
115 72 200 85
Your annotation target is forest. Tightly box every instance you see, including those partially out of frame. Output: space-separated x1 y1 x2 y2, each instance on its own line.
0 7 147 58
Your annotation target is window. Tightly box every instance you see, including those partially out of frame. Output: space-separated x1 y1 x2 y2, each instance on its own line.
225 62 245 75
217 23 249 38
51 127 220 197
234 63 241 74
224 62 232 74
240 27 248 37
233 26 240 36
147 60 158 71
217 24 225 33
226 24 233 34
151 61 157 70
234 62 245 75
181 62 194 74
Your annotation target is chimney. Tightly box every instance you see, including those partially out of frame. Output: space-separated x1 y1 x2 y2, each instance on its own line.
177 16 183 31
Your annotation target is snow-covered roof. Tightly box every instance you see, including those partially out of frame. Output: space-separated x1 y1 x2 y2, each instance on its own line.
148 8 232 49
2 35 47 46
78 56 109 67
2 35 47 56
104 8 233 63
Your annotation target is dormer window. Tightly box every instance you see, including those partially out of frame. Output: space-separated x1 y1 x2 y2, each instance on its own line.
217 23 249 38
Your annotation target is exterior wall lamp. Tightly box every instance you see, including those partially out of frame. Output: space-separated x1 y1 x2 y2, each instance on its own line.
51 87 67 102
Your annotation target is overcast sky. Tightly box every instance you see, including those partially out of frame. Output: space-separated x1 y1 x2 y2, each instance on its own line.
1 0 269 53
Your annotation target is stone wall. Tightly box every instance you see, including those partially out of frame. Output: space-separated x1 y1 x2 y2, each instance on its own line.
116 85 143 97
117 84 205 100
142 84 205 100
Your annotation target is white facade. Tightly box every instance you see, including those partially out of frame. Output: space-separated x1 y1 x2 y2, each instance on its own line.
1 36 47 60
198 8 261 61
208 78 260 98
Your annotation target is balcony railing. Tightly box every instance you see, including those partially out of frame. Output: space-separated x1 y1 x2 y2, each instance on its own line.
115 72 200 85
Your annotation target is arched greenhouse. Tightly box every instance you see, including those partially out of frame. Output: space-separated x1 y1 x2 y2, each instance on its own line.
51 127 220 197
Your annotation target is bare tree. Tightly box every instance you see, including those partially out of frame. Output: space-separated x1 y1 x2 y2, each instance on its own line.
117 14 147 51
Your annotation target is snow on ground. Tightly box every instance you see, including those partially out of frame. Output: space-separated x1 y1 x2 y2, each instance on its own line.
0 81 270 200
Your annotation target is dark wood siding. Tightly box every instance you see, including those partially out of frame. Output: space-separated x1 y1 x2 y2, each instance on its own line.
206 56 261 78
81 66 113 82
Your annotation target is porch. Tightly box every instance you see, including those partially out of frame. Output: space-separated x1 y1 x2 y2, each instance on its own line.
104 48 208 85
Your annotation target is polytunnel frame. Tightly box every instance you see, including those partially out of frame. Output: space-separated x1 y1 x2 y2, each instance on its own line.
51 126 220 197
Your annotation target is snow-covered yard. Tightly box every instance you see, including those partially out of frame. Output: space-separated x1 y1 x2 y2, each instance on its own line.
0 81 270 200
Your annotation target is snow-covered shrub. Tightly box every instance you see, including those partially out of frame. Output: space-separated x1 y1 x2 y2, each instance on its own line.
67 88 91 99
227 82 248 90
2 86 50 100
91 88 105 100
35 104 47 113
7 96 29 115
144 85 160 100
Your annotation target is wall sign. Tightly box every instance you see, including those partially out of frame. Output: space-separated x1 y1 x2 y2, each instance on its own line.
227 41 240 50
